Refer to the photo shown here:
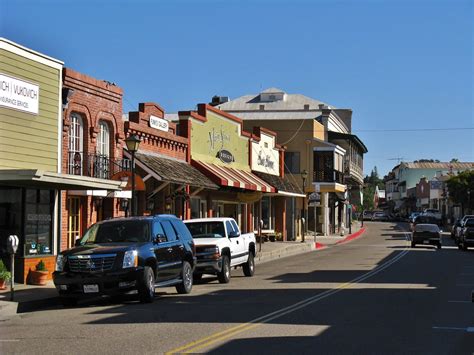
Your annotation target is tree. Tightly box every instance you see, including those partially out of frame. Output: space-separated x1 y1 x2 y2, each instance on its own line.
446 170 474 213
359 166 385 211
450 158 459 163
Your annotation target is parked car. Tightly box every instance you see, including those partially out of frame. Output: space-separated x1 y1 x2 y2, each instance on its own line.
411 223 442 249
408 212 421 223
371 212 389 222
422 209 442 220
458 218 474 250
362 211 374 221
53 215 196 306
451 218 462 241
411 215 442 232
454 215 474 244
184 218 256 283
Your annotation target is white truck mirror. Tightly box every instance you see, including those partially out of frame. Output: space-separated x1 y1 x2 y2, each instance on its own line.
7 235 19 254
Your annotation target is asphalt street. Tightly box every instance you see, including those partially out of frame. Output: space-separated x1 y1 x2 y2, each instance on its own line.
1 222 473 354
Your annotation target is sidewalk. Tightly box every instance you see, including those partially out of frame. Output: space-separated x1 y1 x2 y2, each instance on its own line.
0 223 366 321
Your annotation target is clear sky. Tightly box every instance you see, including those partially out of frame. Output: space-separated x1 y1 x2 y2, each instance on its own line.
2 0 473 177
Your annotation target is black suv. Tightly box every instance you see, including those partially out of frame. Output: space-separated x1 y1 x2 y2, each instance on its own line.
53 215 195 305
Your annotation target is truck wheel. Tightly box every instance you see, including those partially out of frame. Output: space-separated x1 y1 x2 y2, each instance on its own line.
60 297 77 307
176 261 193 294
218 255 230 284
138 266 155 303
243 252 255 277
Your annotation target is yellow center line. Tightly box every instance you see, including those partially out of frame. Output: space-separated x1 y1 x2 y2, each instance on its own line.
166 231 411 354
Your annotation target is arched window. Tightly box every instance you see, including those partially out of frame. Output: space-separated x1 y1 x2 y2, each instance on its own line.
97 121 110 157
68 113 83 175
96 121 110 179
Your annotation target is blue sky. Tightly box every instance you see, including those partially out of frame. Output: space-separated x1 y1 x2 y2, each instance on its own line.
2 0 473 176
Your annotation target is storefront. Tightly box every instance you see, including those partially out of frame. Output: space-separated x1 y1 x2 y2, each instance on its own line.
124 103 218 218
250 127 305 240
0 39 125 283
178 104 275 232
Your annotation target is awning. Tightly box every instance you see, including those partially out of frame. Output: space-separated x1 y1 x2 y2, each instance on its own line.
134 152 218 190
0 169 126 191
192 160 275 192
253 171 305 198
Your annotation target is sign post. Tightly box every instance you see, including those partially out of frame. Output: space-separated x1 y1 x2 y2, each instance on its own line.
7 235 19 301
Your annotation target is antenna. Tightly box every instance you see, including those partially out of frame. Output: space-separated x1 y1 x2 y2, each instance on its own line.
388 157 405 164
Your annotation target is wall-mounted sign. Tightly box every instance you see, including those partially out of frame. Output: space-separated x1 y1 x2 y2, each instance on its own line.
251 133 279 176
217 149 234 164
0 73 39 115
149 115 169 132
257 149 275 170
208 127 230 152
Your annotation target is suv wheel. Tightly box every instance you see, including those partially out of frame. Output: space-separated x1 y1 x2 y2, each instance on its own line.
243 252 255 277
176 261 193 294
138 266 155 303
218 255 230 284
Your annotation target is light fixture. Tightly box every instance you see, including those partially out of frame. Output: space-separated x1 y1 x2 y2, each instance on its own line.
124 134 141 216
125 134 141 153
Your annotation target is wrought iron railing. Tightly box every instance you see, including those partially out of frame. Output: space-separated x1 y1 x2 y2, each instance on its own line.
313 169 344 184
67 152 131 180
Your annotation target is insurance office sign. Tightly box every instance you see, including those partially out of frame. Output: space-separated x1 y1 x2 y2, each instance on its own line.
0 73 39 115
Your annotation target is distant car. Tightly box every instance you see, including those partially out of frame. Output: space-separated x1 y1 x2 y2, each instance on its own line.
408 212 421 223
411 215 442 232
458 218 474 251
451 218 462 241
423 209 442 220
362 211 374 221
411 223 442 249
371 212 389 222
454 215 474 243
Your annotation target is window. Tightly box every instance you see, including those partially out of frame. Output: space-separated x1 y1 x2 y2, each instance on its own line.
68 113 83 175
261 196 273 230
284 152 300 174
24 189 54 255
225 221 234 235
97 121 110 157
161 220 177 242
153 221 165 237
230 220 239 234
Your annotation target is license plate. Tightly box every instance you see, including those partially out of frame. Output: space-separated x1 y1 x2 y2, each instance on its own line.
83 284 99 293
423 240 429 244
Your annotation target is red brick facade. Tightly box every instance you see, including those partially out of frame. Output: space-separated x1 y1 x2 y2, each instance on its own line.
60 68 126 252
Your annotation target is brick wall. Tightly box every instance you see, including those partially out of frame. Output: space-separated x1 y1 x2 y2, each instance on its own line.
22 256 56 284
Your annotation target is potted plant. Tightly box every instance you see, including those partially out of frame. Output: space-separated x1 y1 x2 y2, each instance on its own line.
29 260 49 286
0 260 11 290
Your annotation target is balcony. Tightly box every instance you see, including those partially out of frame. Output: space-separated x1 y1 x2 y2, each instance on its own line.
67 152 131 180
313 169 344 184
344 160 364 185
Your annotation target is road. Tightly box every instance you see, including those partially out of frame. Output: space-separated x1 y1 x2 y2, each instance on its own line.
1 222 473 354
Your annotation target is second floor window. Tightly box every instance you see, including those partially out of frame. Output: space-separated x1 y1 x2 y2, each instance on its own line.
68 113 83 175
97 121 110 157
284 152 300 174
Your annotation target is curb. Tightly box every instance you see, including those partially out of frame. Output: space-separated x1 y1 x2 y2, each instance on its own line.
336 227 367 245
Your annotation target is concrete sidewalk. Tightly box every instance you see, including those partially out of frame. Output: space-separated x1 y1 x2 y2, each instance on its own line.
0 223 366 321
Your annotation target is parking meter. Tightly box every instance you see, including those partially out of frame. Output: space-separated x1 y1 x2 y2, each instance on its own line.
301 218 306 242
7 235 19 301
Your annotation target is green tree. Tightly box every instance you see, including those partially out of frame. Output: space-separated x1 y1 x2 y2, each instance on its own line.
447 170 474 212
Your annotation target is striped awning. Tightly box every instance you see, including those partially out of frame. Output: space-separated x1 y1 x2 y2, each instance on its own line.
192 160 275 193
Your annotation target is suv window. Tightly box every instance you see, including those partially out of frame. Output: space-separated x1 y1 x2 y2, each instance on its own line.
153 221 165 238
171 219 192 241
230 220 239 233
81 220 150 244
161 220 177 242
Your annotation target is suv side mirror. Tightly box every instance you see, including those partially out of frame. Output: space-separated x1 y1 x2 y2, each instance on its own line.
229 231 240 238
154 234 167 244
75 239 82 247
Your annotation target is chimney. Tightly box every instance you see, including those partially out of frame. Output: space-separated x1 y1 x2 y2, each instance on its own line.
210 95 229 106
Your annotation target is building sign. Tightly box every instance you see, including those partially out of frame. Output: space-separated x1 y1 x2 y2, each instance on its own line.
251 132 279 175
208 127 231 152
217 149 234 163
0 73 39 114
149 115 169 132
430 181 443 190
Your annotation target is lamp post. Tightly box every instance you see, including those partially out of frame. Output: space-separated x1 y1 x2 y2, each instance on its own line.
125 134 141 216
301 170 308 242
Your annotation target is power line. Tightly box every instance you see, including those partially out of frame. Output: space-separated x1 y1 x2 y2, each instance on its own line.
256 127 474 133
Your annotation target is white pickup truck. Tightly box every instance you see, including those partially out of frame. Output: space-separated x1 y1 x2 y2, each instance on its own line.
184 218 256 283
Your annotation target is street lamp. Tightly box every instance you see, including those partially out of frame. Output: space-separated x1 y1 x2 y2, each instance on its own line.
301 170 308 242
125 134 141 216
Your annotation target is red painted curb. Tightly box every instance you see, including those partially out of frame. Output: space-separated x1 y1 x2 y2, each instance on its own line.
336 227 367 244
315 242 326 249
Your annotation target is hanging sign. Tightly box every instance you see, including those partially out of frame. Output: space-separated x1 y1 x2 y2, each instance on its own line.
0 73 39 114
217 149 234 164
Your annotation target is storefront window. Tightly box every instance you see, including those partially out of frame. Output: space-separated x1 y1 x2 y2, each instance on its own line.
24 189 54 256
0 187 22 259
261 196 273 230
190 198 201 219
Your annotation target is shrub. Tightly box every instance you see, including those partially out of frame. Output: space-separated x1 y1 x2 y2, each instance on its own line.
36 260 47 272
0 260 11 282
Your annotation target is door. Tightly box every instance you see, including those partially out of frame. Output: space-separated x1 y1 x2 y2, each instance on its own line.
161 220 182 279
67 196 81 249
152 220 174 281
226 220 246 266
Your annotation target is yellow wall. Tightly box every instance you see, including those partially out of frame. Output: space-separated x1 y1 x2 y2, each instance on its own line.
0 46 61 172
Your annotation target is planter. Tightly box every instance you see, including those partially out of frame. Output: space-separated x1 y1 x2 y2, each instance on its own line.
29 270 49 286
0 278 8 290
